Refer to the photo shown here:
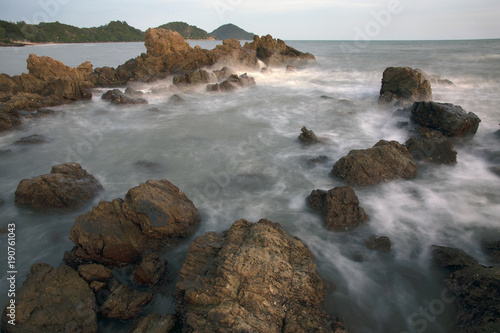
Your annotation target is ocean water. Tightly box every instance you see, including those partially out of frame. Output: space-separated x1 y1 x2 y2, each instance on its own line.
1 39 500 332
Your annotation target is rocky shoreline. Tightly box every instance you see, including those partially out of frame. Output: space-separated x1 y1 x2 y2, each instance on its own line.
1 30 499 332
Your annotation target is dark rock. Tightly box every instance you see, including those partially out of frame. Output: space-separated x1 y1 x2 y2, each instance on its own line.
307 187 369 231
167 94 185 104
128 313 178 333
207 73 256 92
77 263 113 283
176 218 347 332
331 140 418 186
1 263 97 333
261 67 271 74
432 245 500 332
173 69 212 86
490 166 500 177
483 241 500 263
70 179 200 265
100 284 153 320
133 253 168 287
410 101 481 137
134 160 161 170
124 87 144 96
14 134 47 145
365 236 391 253
405 132 457 164
243 35 315 66
298 126 322 144
378 67 433 106
15 162 103 211
212 66 235 81
320 95 334 99
437 79 454 85
91 66 125 87
308 155 330 166
102 89 148 105
286 64 297 72
146 107 160 112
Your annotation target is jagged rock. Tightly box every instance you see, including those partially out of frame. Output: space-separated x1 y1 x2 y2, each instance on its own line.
410 101 481 137
405 130 457 164
128 313 178 333
77 264 113 283
173 69 212 86
212 66 235 81
90 66 124 87
14 162 102 211
176 218 347 332
100 284 153 320
331 140 418 186
298 126 321 144
378 67 433 106
14 134 47 145
70 179 200 265
133 253 168 287
1 263 97 333
432 245 500 332
365 236 392 253
206 73 256 92
307 187 369 231
102 89 148 105
144 28 192 57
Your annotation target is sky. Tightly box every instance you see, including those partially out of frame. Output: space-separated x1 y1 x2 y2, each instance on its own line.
1 0 499 40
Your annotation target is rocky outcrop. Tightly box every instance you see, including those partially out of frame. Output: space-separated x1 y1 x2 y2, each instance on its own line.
176 218 347 332
70 179 200 265
206 73 256 92
410 101 481 137
173 69 213 86
144 28 192 57
378 67 433 106
1 263 97 333
14 162 102 210
307 187 369 231
405 129 457 164
128 313 178 333
298 126 322 144
331 140 418 186
432 246 500 332
101 89 148 105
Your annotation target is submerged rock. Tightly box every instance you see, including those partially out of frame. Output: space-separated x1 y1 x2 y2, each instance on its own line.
410 101 481 137
378 67 433 106
307 186 369 231
1 263 97 333
176 218 347 332
15 162 102 211
365 236 392 253
14 134 47 145
331 140 418 186
405 130 457 164
298 126 322 144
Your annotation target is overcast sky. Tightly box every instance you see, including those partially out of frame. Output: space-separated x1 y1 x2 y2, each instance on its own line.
1 0 499 40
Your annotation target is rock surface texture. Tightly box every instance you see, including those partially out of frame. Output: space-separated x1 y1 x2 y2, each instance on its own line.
15 162 102 210
405 129 457 164
379 67 433 106
176 218 347 333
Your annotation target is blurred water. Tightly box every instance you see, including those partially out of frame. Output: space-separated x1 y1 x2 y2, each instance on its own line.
1 39 500 332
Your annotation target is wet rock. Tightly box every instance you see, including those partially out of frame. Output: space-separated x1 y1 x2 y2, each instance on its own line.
173 69 212 86
432 245 500 332
70 179 200 265
100 284 153 320
483 241 500 263
133 253 168 287
0 112 22 132
1 263 97 333
167 94 185 104
298 126 321 144
261 67 271 74
331 140 418 186
378 67 433 106
128 313 178 333
365 236 392 253
144 28 192 57
176 218 347 332
307 187 369 231
134 160 161 170
102 89 148 105
15 162 103 211
77 263 113 283
14 134 47 145
213 66 235 81
405 131 457 164
410 101 481 137
124 87 144 96
206 73 256 92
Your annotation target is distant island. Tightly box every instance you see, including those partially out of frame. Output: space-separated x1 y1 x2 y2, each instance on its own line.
0 20 255 45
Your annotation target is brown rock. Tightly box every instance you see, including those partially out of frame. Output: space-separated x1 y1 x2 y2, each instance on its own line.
298 126 321 144
101 284 153 320
365 236 392 253
102 89 148 105
0 112 22 132
128 313 178 333
405 132 457 164
378 67 433 106
244 35 315 66
176 218 347 332
144 28 192 57
134 253 168 287
77 263 113 282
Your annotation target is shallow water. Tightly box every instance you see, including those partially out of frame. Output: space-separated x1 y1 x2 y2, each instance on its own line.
1 39 500 332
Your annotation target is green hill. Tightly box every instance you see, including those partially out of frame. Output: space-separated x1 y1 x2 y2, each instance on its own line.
157 22 209 39
210 24 255 40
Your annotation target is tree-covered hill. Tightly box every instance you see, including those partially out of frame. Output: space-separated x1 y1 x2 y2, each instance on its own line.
210 24 255 40
157 21 210 39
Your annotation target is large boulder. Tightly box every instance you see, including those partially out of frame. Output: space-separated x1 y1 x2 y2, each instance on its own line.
15 162 103 211
1 263 97 333
378 67 433 106
307 187 369 231
176 218 347 332
331 140 418 186
410 101 481 137
432 246 500 332
243 35 315 66
70 179 200 265
405 129 457 164
144 28 192 57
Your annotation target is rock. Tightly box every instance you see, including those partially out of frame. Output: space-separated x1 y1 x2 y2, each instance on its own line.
144 28 192 57
365 236 391 253
124 87 144 96
298 126 321 144
134 160 161 170
378 67 433 106
410 101 481 137
91 66 125 87
0 112 22 132
77 263 113 282
261 67 271 74
176 218 347 332
307 187 369 231
331 140 418 186
432 245 500 332
207 73 256 92
482 241 500 263
212 66 235 81
1 263 97 333
167 94 185 104
286 64 297 72
173 69 212 86
128 313 178 333
308 155 330 166
243 35 315 66
133 253 168 287
14 134 47 145
15 162 103 211
100 284 153 320
70 179 200 265
24 108 63 119
102 89 148 105
405 131 457 164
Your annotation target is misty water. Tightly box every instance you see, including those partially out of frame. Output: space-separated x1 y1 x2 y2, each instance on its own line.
1 39 500 332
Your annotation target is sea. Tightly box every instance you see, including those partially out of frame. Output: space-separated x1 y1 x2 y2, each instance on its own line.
1 39 499 332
